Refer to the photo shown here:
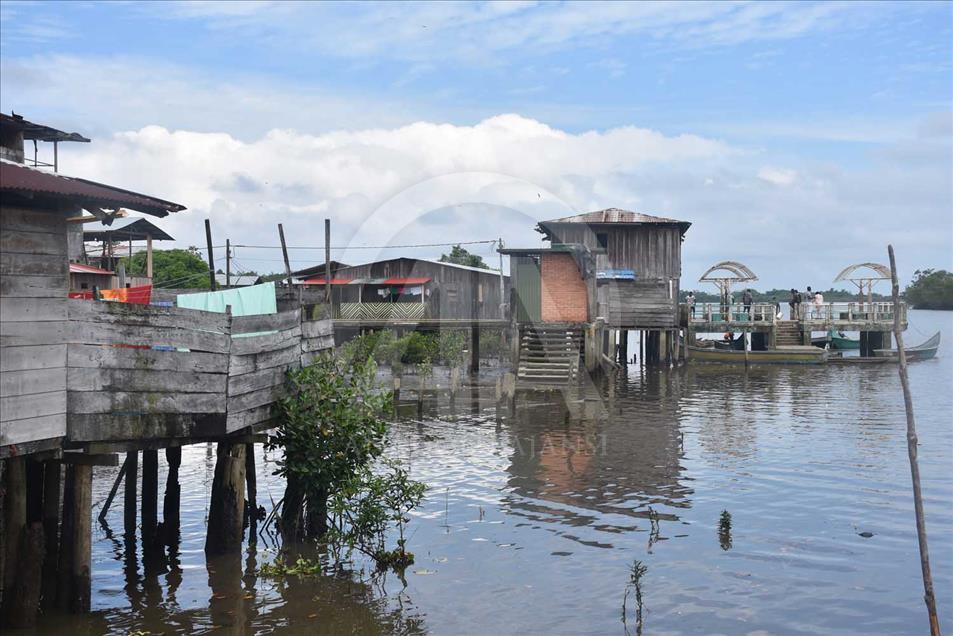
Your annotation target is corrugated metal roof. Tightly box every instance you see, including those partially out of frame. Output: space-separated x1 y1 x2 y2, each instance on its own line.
1 113 91 143
0 158 186 217
541 208 690 227
215 274 259 287
70 262 113 275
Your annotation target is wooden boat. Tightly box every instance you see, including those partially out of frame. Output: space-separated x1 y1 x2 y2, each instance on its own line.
812 330 860 350
688 345 828 365
873 331 941 361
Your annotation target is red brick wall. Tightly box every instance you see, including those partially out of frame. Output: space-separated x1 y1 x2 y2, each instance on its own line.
541 253 588 323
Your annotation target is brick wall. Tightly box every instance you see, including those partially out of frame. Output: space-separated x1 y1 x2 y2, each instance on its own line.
541 253 588 322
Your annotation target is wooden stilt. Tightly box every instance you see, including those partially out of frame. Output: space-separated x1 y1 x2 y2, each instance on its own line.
1 458 27 625
123 451 138 537
619 329 628 365
58 465 92 613
2 521 44 628
163 446 182 545
141 449 158 547
40 461 61 612
245 443 258 541
206 442 246 555
470 325 481 374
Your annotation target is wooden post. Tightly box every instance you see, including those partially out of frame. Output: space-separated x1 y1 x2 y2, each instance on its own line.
146 235 153 279
205 219 216 291
123 451 137 537
41 461 61 612
225 238 231 288
278 223 294 294
889 245 941 636
245 442 258 541
1 458 27 622
392 376 401 417
58 464 92 613
324 218 332 306
2 521 44 628
118 260 126 288
619 329 628 365
163 446 181 544
206 442 246 555
98 461 127 523
470 325 480 374
141 449 158 547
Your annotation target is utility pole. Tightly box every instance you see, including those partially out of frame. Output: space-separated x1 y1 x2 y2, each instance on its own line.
225 239 231 289
278 224 293 293
204 219 216 291
497 237 506 317
325 218 332 306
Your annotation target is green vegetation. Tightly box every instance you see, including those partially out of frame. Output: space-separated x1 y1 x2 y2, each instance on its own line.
123 247 210 288
904 269 953 310
258 556 323 578
338 329 504 371
269 354 426 571
622 559 648 633
439 244 489 269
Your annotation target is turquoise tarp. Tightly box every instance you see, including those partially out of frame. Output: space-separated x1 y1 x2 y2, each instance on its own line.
176 281 277 317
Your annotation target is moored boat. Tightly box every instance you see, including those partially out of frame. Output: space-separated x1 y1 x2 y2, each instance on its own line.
688 345 828 365
873 331 940 361
812 330 860 350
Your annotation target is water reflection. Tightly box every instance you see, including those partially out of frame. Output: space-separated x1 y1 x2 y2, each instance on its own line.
28 310 953 635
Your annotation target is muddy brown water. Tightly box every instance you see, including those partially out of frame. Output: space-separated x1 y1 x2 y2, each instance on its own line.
30 310 953 635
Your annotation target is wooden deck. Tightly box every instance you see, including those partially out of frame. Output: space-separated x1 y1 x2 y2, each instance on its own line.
332 317 508 329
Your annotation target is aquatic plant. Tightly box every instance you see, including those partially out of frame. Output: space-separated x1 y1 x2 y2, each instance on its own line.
259 556 323 578
719 510 733 550
622 559 648 635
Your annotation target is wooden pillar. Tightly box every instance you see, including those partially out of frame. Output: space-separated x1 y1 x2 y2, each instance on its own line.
245 443 258 541
141 449 158 547
40 462 61 612
470 325 480 374
619 329 628 365
146 235 153 279
163 446 181 543
206 442 246 555
123 451 138 537
1 458 27 623
58 465 92 613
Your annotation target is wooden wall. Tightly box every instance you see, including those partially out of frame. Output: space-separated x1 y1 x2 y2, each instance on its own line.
330 258 508 320
1 206 71 449
546 224 683 329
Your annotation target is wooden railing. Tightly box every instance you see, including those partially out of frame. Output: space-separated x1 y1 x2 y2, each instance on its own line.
62 300 333 442
681 301 906 328
687 303 777 324
800 301 906 326
335 302 427 320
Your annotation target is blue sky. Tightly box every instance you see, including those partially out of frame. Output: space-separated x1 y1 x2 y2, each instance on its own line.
1 1 951 286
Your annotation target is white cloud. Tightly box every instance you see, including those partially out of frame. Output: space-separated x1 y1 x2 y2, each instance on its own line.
45 113 951 287
757 166 797 186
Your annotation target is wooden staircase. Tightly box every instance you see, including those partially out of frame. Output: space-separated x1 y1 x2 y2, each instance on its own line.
775 320 803 346
517 327 582 384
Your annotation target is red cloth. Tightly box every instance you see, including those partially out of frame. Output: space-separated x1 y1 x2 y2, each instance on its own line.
69 284 152 305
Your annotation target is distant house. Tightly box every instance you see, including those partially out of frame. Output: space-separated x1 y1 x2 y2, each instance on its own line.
300 257 508 321
291 260 349 284
82 217 175 283
69 262 114 291
537 208 691 329
215 273 259 288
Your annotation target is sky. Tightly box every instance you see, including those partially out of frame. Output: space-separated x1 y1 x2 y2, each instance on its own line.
1 1 951 289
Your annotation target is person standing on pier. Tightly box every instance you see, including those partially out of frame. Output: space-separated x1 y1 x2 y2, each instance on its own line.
773 296 782 319
742 289 753 315
687 291 696 318
813 289 824 319
789 288 802 320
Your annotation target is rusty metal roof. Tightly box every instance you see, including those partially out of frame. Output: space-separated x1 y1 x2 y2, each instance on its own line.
1 112 91 143
540 208 690 231
70 262 114 275
83 217 175 241
0 159 185 217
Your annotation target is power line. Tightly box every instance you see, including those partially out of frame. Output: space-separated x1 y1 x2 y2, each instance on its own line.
229 239 498 251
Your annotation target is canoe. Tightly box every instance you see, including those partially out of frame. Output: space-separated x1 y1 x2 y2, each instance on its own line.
688 345 828 365
812 330 860 350
873 331 941 361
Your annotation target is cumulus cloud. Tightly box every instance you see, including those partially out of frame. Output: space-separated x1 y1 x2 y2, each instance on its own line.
50 113 951 287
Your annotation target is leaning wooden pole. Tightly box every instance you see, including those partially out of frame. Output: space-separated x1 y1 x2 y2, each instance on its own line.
888 244 941 636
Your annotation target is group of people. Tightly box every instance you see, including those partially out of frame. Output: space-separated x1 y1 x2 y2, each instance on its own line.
789 286 824 320
685 287 825 321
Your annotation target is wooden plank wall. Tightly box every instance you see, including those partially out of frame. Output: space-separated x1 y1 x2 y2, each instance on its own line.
601 280 677 328
0 206 70 447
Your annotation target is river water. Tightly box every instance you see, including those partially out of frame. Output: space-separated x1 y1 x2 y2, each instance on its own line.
37 310 953 635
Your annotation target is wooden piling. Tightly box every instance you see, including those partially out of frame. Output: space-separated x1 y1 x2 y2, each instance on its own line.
206 442 246 555
1 457 27 624
141 449 158 547
58 464 92 613
123 451 138 537
163 446 182 543
2 521 44 628
619 329 628 366
40 461 61 612
245 442 258 541
470 325 481 374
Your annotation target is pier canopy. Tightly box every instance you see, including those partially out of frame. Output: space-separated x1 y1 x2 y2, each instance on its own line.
699 261 758 296
834 262 890 301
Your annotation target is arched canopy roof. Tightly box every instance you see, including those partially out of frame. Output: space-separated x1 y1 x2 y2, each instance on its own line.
833 262 891 282
699 261 758 283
